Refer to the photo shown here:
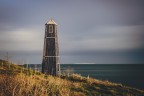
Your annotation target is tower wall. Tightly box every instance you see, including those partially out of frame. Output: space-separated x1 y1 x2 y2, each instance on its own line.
42 20 60 76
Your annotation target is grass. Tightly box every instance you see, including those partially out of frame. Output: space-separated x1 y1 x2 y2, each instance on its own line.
0 59 144 96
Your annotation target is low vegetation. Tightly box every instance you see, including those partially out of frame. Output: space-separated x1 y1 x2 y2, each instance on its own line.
0 59 144 96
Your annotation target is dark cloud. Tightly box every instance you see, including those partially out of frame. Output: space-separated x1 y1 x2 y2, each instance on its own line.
0 50 42 64
0 0 144 64
61 48 144 64
0 4 18 31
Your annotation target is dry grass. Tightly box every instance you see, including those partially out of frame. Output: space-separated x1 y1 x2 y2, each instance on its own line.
0 74 71 96
0 60 144 96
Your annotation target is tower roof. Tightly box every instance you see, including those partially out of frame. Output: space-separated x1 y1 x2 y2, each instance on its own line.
46 19 57 25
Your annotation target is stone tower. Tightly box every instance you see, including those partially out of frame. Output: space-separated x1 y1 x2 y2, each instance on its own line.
42 19 60 76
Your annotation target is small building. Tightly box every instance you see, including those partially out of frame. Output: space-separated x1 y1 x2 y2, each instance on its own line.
42 19 61 76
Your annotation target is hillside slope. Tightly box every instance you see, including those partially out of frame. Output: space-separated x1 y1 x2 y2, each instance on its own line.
0 59 144 96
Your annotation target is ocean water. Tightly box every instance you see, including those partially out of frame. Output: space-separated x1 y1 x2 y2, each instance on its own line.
61 64 144 90
25 64 144 89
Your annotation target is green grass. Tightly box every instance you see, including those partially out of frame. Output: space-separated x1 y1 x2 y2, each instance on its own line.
0 59 144 96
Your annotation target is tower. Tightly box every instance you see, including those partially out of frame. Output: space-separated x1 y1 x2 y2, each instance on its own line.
42 19 61 76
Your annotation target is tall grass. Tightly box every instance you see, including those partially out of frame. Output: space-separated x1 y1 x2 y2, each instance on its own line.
0 60 144 96
0 74 71 96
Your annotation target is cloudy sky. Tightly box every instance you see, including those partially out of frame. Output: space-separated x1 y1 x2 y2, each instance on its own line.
0 0 144 64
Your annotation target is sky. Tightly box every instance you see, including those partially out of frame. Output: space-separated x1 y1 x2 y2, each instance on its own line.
0 0 144 64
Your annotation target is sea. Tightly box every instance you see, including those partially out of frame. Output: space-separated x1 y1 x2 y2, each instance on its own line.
25 64 144 90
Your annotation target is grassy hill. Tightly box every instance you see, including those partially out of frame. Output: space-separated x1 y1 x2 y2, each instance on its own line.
0 59 144 96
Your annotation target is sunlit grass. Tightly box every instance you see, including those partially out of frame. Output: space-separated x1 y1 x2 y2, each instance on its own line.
0 59 144 96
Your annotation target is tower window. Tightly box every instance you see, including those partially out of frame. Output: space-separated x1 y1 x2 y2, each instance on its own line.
49 25 53 33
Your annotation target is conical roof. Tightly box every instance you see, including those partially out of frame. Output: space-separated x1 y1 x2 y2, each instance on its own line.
46 19 57 25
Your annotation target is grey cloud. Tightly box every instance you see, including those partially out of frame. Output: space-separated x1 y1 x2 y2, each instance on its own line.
59 25 144 64
0 0 144 64
60 25 144 54
0 50 42 64
61 49 144 64
0 28 44 52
